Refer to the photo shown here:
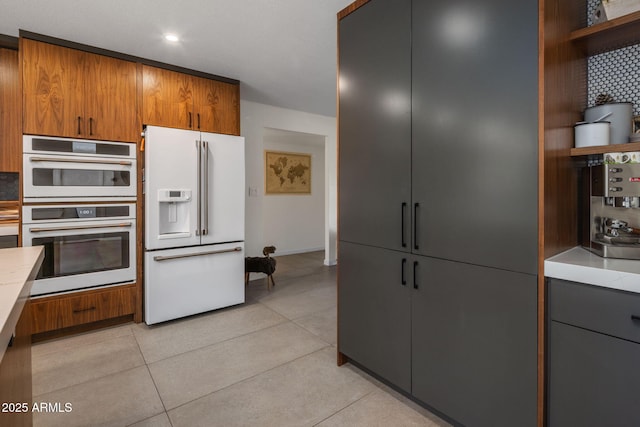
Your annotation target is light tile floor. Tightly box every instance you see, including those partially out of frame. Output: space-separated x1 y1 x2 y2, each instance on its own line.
32 251 451 427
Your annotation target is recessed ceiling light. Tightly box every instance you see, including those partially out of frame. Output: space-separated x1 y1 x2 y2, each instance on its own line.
164 33 179 42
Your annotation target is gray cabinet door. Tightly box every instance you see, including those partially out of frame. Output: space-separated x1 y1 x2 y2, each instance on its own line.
338 241 411 392
411 0 538 274
411 257 537 427
338 0 412 251
549 321 640 427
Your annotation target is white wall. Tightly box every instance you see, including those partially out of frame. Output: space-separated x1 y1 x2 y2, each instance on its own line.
262 129 325 255
241 100 337 265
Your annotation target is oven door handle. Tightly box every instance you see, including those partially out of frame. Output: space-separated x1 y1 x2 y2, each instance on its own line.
153 246 242 262
29 222 133 233
29 157 133 167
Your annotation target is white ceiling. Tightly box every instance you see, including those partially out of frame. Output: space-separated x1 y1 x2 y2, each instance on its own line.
0 0 354 117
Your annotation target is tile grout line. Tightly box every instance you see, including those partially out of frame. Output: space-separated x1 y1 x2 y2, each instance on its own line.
132 307 290 364
163 342 332 415
138 313 291 366
311 389 378 426
131 332 173 427
32 334 146 398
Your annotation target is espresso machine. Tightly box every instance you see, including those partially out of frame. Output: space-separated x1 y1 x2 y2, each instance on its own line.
582 155 640 259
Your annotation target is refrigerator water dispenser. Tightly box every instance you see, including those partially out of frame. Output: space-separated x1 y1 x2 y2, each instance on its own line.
158 189 192 238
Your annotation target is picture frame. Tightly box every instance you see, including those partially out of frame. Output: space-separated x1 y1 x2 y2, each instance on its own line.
264 150 311 194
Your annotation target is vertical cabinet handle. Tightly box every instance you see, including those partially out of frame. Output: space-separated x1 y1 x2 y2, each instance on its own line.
202 141 209 235
197 113 201 129
89 117 94 136
195 140 201 236
413 261 419 289
77 116 82 135
401 202 407 248
413 203 420 250
188 112 193 128
401 258 407 285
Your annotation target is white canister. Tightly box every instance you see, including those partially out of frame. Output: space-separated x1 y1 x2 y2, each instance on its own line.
574 121 610 148
584 103 633 145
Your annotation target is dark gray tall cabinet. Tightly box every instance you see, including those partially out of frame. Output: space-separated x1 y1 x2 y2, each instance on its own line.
338 1 538 426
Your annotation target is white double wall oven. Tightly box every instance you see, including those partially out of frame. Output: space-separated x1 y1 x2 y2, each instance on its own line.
22 135 137 296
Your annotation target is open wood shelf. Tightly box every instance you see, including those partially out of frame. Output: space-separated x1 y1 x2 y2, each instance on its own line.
570 141 640 156
570 10 640 55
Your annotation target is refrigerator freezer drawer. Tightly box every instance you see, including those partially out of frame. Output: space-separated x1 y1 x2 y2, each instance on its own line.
144 242 245 324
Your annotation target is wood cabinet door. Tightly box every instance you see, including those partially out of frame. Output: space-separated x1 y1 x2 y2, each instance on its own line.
142 65 193 130
192 76 240 135
22 39 83 138
0 48 21 172
83 52 138 142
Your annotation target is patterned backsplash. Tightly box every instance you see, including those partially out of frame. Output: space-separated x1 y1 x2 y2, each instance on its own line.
0 172 19 201
587 0 640 116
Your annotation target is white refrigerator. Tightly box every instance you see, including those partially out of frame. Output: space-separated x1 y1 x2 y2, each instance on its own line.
144 125 245 324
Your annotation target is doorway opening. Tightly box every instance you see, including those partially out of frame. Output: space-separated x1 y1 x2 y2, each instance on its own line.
262 127 326 262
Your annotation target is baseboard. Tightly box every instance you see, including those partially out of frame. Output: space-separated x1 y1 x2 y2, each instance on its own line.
274 247 324 256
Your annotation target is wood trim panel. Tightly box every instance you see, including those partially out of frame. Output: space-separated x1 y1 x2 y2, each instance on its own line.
0 301 32 427
135 62 144 323
0 48 21 172
540 0 586 425
338 0 371 21
30 284 136 334
19 30 239 85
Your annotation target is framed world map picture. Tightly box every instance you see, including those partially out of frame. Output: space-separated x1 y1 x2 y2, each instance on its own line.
265 150 311 194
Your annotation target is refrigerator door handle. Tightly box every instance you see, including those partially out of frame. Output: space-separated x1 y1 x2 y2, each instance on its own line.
196 140 201 236
202 140 209 236
153 246 243 261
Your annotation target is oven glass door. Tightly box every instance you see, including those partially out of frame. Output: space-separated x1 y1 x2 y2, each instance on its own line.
23 154 136 201
35 231 130 278
24 220 136 296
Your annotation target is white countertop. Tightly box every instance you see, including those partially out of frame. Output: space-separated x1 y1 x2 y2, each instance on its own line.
0 246 43 363
545 246 640 294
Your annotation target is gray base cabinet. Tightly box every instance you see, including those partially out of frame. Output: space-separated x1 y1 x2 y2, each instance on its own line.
548 279 640 427
338 242 537 426
338 242 411 392
412 258 537 427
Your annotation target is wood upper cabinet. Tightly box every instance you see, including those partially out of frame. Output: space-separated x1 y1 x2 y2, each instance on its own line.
143 64 240 135
82 52 137 142
0 48 21 172
192 75 240 135
142 65 193 130
22 39 138 142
